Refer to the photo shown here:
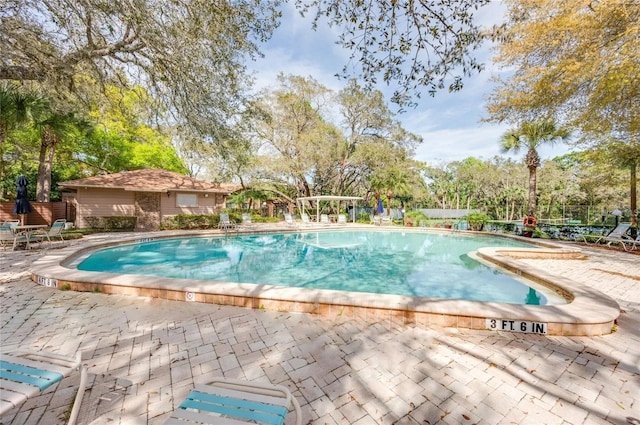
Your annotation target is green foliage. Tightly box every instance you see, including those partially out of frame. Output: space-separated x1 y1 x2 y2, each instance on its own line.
250 75 423 203
405 210 428 222
500 120 571 216
160 214 219 230
466 211 490 231
486 0 638 225
1 0 281 140
84 216 137 231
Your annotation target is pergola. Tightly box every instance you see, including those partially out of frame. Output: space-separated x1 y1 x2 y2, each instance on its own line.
296 195 363 223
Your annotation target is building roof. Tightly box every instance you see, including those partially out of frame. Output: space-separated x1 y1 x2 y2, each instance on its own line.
59 168 241 194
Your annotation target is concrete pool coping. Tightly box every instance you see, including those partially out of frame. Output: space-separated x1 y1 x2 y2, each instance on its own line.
28 226 620 336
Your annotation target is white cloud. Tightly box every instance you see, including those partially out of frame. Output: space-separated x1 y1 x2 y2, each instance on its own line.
414 126 508 163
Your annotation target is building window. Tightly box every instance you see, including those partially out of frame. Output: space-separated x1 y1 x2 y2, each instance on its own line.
176 193 198 207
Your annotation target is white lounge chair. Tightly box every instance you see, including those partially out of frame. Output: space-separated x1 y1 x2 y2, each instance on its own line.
0 349 87 425
320 214 330 225
1 220 20 229
337 214 347 225
31 219 66 248
603 225 638 251
283 213 296 227
0 224 27 251
241 213 255 229
166 377 301 425
218 213 238 232
583 223 631 245
300 213 312 227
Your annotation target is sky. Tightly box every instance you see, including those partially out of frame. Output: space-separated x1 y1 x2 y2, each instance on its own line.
248 2 574 165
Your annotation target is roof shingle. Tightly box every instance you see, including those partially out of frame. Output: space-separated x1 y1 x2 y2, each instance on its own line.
59 169 240 194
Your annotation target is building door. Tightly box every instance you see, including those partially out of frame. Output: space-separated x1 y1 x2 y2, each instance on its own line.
135 192 161 230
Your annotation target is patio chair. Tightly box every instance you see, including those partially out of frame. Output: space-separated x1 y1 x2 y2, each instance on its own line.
381 214 392 226
300 213 312 227
337 214 347 225
283 213 296 227
0 349 87 425
241 213 255 230
603 227 639 252
320 214 330 225
0 224 27 251
1 220 20 229
218 213 238 232
165 377 301 425
582 223 631 245
31 219 66 248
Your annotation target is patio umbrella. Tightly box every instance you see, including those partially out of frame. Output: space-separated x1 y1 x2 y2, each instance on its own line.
376 198 384 215
13 175 32 224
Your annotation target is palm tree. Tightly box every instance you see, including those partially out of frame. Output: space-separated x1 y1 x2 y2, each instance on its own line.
0 83 48 145
0 83 47 199
500 120 571 218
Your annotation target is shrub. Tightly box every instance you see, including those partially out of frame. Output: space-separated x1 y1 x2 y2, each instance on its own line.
160 214 218 230
466 212 490 231
84 216 137 231
404 210 429 226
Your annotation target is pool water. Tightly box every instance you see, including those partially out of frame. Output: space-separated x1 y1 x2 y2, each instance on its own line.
77 231 551 305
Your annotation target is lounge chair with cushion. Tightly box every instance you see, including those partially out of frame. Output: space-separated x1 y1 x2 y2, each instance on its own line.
320 214 330 225
337 214 347 225
166 377 301 425
0 349 87 425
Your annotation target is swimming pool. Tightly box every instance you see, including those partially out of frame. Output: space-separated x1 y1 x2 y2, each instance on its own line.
30 226 620 335
75 230 555 305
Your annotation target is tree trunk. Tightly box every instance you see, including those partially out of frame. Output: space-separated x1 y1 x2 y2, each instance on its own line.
631 159 638 228
36 127 56 202
528 166 537 216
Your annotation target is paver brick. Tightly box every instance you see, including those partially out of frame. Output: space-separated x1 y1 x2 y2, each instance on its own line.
1 234 639 425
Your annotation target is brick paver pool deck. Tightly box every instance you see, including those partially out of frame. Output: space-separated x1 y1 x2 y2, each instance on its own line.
1 230 638 424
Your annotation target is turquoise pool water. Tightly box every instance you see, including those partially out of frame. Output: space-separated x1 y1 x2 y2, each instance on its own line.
76 231 549 305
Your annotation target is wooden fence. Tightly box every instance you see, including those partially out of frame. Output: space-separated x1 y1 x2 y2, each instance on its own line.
0 201 75 225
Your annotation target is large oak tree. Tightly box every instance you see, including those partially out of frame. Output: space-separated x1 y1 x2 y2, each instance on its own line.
1 0 281 138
